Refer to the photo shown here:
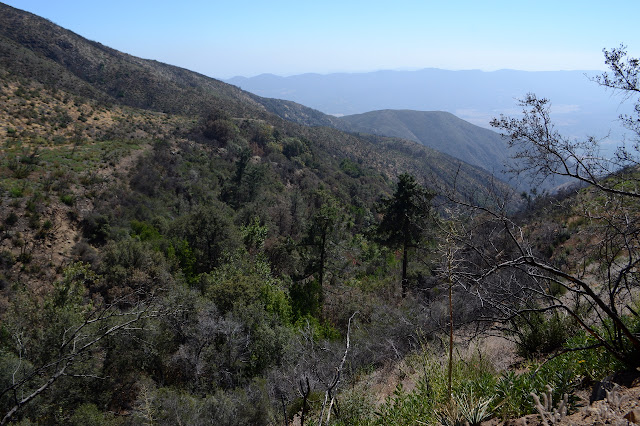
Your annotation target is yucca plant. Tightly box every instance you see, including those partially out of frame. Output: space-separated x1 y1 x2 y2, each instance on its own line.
455 391 494 426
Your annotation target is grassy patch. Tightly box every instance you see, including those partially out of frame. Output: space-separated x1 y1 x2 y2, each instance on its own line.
1 138 143 197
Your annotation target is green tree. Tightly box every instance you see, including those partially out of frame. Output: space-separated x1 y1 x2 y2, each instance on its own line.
377 173 434 297
201 108 236 144
221 149 266 209
294 191 345 317
170 203 240 275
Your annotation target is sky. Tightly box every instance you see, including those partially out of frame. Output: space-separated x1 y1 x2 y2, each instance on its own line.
3 0 640 79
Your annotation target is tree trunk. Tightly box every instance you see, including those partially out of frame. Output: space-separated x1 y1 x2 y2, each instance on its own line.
401 237 408 298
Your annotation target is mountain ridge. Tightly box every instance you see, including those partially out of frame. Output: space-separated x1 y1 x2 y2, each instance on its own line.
340 109 511 178
225 67 628 144
0 1 513 201
0 2 347 128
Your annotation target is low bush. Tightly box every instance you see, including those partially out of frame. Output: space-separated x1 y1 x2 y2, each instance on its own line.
60 193 75 206
509 310 577 358
4 212 19 227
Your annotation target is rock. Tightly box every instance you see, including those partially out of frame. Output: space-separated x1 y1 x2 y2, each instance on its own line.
590 377 616 403
612 369 640 388
624 409 640 424
590 369 640 415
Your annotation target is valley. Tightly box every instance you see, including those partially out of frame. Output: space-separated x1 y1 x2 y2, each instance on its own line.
1 3 639 425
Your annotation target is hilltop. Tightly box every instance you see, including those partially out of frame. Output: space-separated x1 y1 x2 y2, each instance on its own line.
340 109 513 182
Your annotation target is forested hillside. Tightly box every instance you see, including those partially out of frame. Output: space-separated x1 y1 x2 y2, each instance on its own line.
1 3 640 425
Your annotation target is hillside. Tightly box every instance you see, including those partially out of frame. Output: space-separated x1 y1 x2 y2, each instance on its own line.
3 3 638 426
0 2 506 198
341 109 577 191
340 109 512 179
0 4 520 424
0 2 345 128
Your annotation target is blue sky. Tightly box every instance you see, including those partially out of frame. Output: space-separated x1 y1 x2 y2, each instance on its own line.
4 0 640 78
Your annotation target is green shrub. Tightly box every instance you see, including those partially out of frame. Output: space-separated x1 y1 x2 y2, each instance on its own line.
375 381 435 425
202 258 291 322
170 203 240 274
509 310 576 358
289 279 323 319
60 194 75 206
9 186 23 198
149 382 274 426
130 220 162 242
4 212 19 227
340 158 364 178
81 212 111 245
282 137 307 159
27 212 40 229
331 386 376 425
494 370 542 419
369 336 602 425
25 198 37 213
544 320 630 384
374 346 499 425
98 238 173 299
203 118 236 144
69 403 118 426
0 250 16 269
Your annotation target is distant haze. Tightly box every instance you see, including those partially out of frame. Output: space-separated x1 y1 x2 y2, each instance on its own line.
2 1 640 78
227 69 635 153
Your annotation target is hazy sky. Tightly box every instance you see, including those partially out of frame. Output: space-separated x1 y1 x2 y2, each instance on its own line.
4 0 640 78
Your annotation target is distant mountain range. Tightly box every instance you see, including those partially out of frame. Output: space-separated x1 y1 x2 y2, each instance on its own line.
227 69 632 148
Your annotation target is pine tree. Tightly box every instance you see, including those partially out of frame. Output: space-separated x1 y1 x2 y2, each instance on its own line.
377 173 433 297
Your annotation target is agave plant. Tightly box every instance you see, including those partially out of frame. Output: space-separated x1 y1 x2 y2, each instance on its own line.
455 391 494 426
